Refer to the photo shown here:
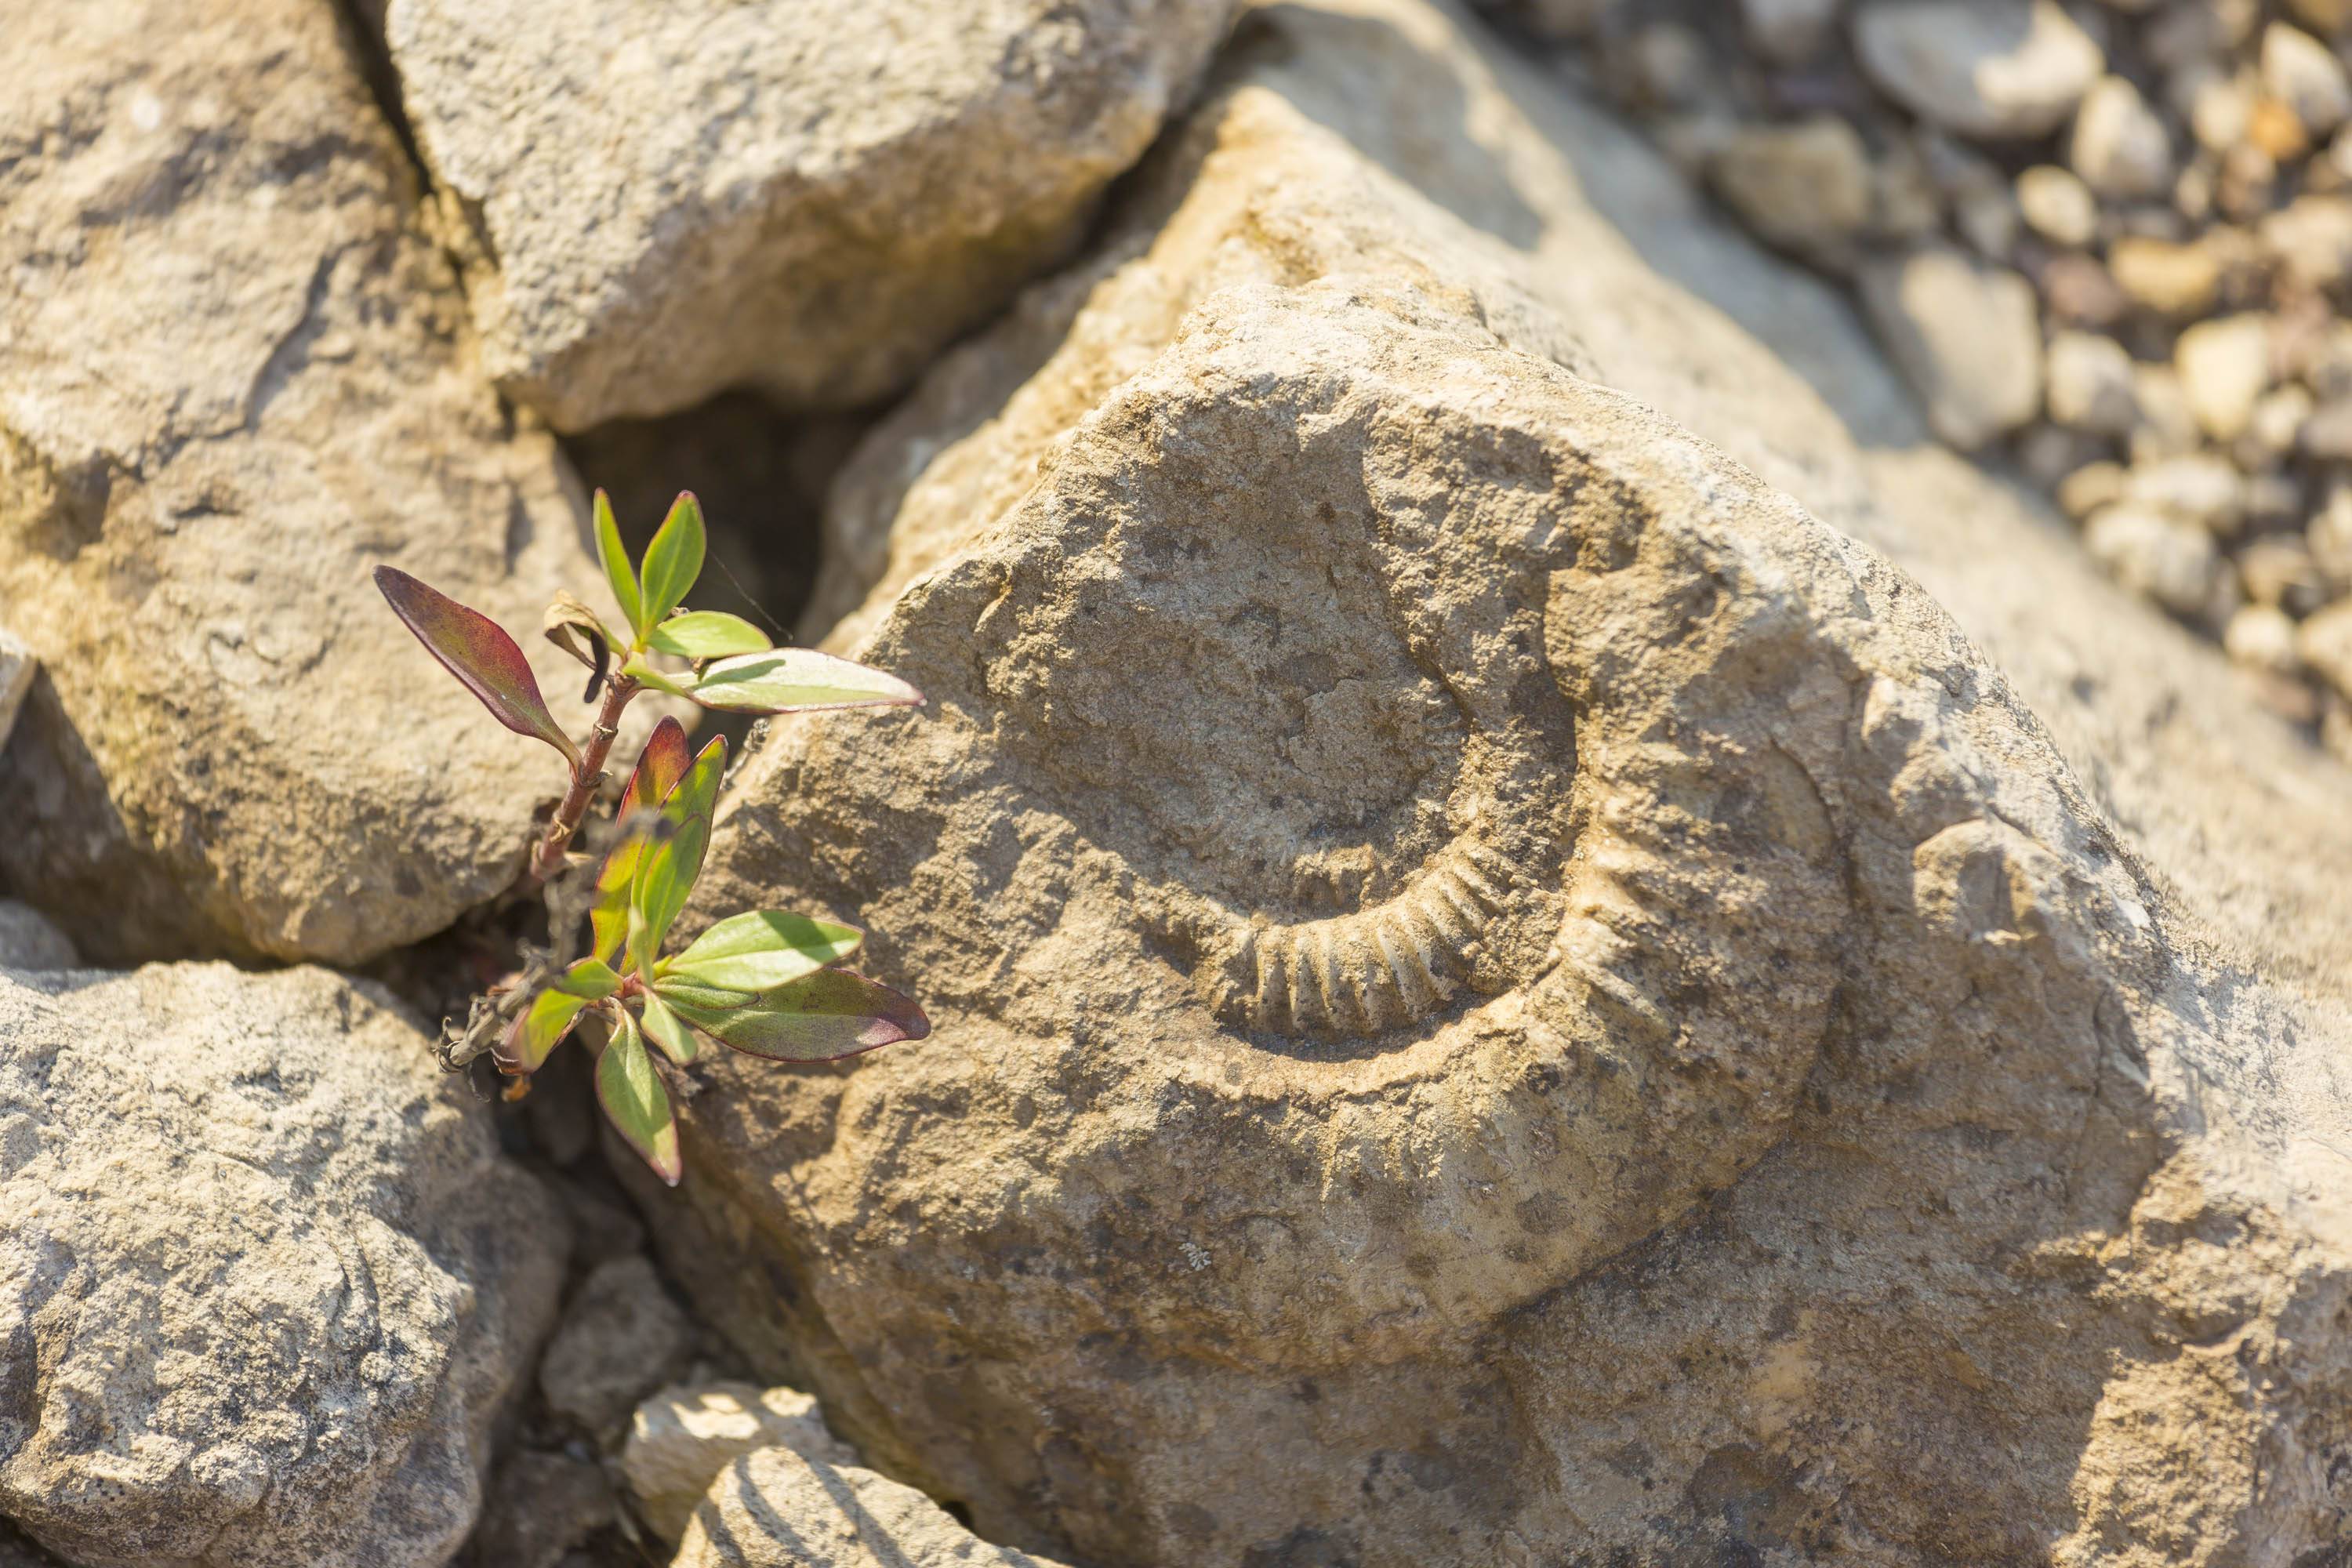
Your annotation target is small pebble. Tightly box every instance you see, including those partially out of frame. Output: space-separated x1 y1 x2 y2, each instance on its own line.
2046 330 2140 433
1706 118 1875 254
2108 234 2221 315
2174 313 2274 441
2085 503 2235 622
2260 22 2352 137
2225 604 2303 674
2295 599 2352 699
2125 452 2249 532
2058 459 2130 518
2017 164 2099 245
2072 74 2176 198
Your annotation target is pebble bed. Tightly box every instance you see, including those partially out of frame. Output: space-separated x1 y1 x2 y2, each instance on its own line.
1495 0 2352 757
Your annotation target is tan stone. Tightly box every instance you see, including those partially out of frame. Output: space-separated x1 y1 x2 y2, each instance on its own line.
676 1446 1075 1568
0 962 568 1568
623 1382 855 1542
612 6 2352 1567
383 0 1240 429
0 0 629 963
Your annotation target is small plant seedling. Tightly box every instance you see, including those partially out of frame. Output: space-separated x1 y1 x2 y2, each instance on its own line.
374 490 928 1184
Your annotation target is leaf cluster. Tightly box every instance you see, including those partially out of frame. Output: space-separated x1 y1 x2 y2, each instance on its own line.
374 491 929 1184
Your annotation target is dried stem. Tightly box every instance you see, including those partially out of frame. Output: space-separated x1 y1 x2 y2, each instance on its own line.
438 676 641 1077
531 675 639 883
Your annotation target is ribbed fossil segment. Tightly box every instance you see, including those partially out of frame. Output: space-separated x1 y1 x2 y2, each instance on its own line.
1207 838 1523 1036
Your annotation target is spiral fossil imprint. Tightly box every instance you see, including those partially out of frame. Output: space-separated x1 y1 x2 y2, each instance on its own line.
1199 835 1532 1036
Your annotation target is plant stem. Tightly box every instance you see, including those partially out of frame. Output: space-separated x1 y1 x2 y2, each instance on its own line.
532 676 637 882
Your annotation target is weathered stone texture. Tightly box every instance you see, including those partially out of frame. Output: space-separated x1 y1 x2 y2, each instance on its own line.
0 0 619 964
0 963 568 1568
384 0 1241 429
617 2 2352 1564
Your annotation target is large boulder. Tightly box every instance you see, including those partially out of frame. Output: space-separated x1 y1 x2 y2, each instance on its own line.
620 2 2352 1566
382 0 1241 430
0 962 568 1568
0 0 618 964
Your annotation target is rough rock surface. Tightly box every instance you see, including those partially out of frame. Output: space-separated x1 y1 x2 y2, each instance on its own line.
677 1446 1073 1568
625 1382 854 1544
0 0 621 964
0 963 568 1568
614 2 2352 1566
383 0 1241 430
0 905 75 972
537 1254 698 1438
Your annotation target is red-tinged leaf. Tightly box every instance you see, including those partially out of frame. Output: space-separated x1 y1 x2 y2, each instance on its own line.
590 718 699 964
598 1010 681 1185
638 989 700 1065
620 717 693 821
661 967 929 1063
375 566 579 765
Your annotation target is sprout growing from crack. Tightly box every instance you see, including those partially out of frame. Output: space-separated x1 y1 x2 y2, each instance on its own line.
374 490 927 1183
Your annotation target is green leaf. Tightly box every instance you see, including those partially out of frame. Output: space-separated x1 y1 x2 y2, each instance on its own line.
645 973 757 1011
495 988 590 1076
597 1011 681 1185
660 909 862 993
628 813 708 978
374 567 579 765
553 956 623 1000
621 733 727 975
637 492 706 628
590 718 702 966
662 967 929 1063
672 648 925 716
638 989 700 1066
644 610 771 659
595 489 646 641
619 655 696 700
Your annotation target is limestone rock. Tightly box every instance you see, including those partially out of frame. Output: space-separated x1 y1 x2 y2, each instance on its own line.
1851 0 2103 138
1704 117 1875 256
0 0 620 964
2299 598 2352 699
383 0 1240 430
0 630 31 757
0 903 74 971
0 962 568 1568
2263 21 2352 136
470 1451 615 1568
1860 245 2044 448
2085 503 2234 622
1741 0 1842 64
538 1254 698 1439
2045 329 2140 433
2071 74 2176 198
2176 312 2275 440
623 1382 855 1543
2016 162 2100 245
676 1446 1072 1568
626 3 2352 1565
